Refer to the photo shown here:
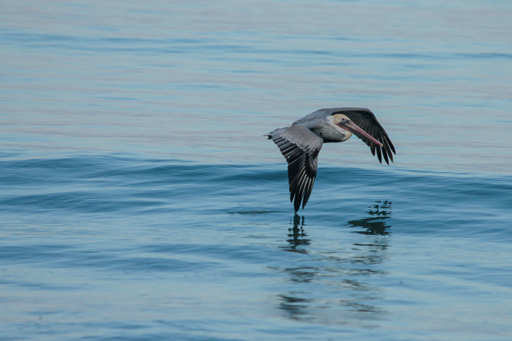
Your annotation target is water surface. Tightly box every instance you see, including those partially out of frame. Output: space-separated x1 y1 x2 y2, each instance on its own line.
1 1 512 340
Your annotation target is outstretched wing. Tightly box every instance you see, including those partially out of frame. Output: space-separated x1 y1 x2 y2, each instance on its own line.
338 108 396 165
267 125 323 212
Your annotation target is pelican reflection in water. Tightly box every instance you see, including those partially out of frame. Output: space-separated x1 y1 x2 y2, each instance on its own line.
267 108 395 211
277 201 392 323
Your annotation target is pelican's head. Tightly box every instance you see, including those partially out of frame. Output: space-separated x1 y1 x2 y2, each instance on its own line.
332 113 383 146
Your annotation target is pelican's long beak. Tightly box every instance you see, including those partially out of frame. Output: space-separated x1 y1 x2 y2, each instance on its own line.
338 120 383 146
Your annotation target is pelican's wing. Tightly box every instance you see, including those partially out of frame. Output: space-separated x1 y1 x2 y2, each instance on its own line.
340 109 396 165
267 125 323 211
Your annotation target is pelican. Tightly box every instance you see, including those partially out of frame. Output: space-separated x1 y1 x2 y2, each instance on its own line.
267 107 395 212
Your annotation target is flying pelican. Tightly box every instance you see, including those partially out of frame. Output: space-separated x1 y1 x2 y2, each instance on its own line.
267 107 395 212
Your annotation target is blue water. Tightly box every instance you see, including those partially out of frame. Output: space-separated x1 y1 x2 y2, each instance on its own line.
2 1 512 340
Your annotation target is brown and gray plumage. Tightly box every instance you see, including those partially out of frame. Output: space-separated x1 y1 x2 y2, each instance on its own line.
266 107 395 212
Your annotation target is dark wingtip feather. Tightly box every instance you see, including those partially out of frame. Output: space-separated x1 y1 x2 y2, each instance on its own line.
383 137 394 163
376 145 383 163
293 190 302 212
382 146 390 165
370 144 376 156
389 140 396 154
302 180 314 209
294 198 300 212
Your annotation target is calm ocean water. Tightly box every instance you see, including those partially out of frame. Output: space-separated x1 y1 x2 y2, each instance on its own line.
1 1 512 340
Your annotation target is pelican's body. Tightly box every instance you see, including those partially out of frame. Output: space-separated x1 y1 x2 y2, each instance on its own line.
267 107 395 212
